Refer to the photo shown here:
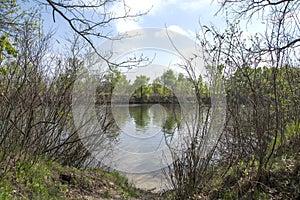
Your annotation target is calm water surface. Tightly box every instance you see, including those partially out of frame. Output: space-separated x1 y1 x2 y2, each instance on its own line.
106 103 182 190
96 103 219 190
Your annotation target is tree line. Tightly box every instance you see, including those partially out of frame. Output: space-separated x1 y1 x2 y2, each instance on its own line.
97 67 209 103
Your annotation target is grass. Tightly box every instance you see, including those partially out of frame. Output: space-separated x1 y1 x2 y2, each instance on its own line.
1 122 298 199
0 158 65 200
204 127 300 200
0 156 145 200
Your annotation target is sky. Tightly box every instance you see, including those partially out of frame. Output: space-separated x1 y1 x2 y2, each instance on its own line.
110 0 222 34
40 0 230 44
37 0 266 81
38 0 267 51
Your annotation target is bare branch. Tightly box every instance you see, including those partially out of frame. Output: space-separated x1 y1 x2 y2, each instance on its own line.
43 0 150 68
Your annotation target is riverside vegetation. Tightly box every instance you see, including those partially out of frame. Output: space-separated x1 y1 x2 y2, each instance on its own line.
0 0 299 199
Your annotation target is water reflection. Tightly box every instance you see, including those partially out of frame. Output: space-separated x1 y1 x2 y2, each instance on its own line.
161 105 181 134
129 104 151 129
97 103 220 190
113 104 181 138
105 103 181 172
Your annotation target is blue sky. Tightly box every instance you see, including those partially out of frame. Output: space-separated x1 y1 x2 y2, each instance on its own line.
110 0 223 34
40 0 229 42
36 0 267 81
38 0 267 49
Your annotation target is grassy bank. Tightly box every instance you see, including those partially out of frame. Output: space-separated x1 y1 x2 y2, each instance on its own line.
159 123 300 200
0 156 158 200
207 135 300 199
0 133 299 199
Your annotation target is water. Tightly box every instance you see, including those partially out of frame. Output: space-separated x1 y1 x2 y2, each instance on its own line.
96 103 224 190
102 103 182 190
77 102 224 190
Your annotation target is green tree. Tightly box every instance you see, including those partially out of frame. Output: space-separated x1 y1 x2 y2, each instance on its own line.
175 72 194 96
160 69 177 95
151 79 164 96
116 74 131 95
103 66 122 95
133 75 150 98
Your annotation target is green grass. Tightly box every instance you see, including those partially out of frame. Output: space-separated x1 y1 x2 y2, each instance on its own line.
0 156 143 199
206 123 300 200
0 158 65 200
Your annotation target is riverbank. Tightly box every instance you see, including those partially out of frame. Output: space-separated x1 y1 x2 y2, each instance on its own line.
0 156 162 200
96 94 211 105
0 133 299 199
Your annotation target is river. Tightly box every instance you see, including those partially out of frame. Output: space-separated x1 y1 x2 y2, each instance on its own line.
103 103 181 190
80 102 223 191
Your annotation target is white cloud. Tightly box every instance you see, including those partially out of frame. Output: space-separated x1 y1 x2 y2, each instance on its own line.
153 25 192 39
121 0 165 15
111 0 170 33
167 25 189 36
111 0 214 33
179 0 214 11
112 0 193 33
167 25 196 40
115 19 142 33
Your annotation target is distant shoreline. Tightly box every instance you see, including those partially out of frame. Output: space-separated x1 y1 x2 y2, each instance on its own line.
96 94 211 104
